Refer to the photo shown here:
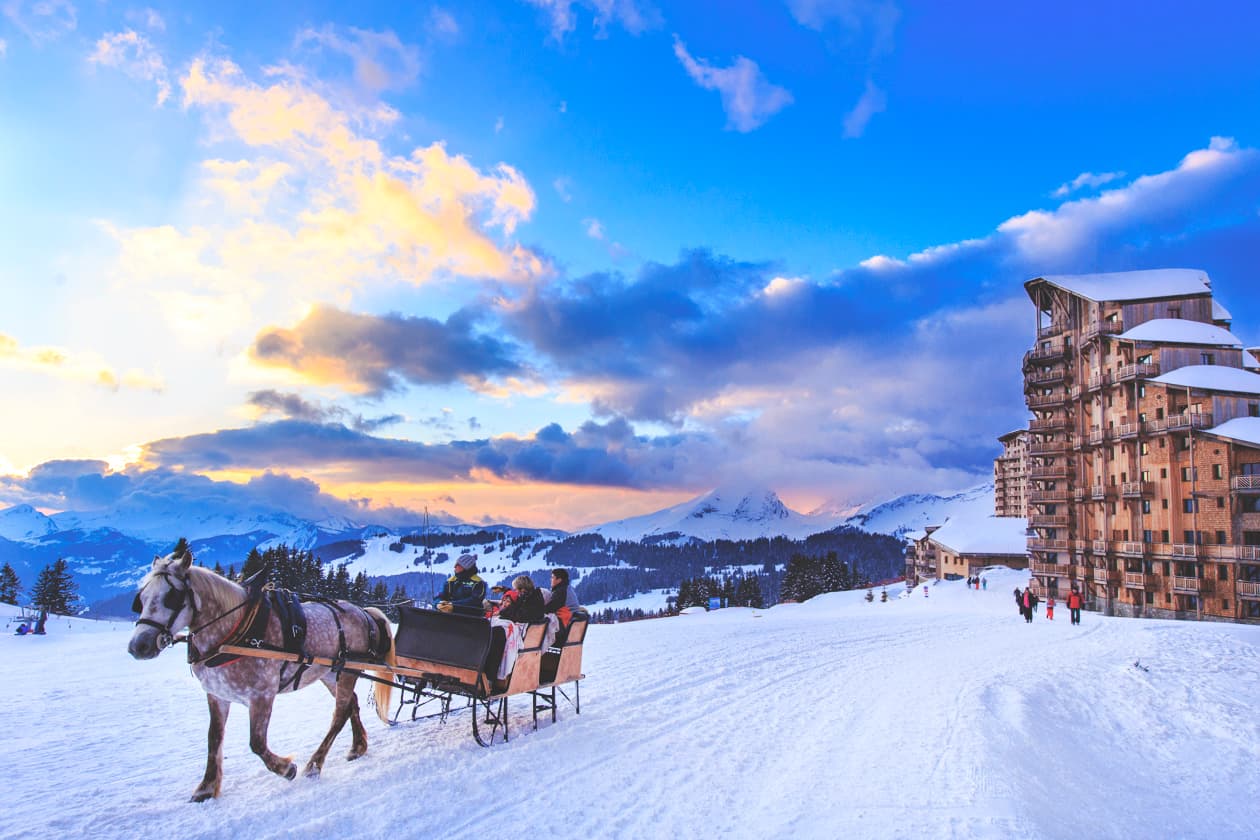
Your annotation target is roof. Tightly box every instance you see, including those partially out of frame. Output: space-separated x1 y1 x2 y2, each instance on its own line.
1203 417 1260 449
998 428 1027 442
1118 319 1243 347
1212 299 1233 321
1246 351 1260 371
1148 365 1260 396
928 516 1028 556
1027 269 1210 303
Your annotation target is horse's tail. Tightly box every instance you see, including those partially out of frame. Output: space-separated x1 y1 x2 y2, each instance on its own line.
364 606 396 725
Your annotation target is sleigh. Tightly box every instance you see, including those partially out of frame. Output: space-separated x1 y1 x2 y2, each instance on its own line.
383 606 588 746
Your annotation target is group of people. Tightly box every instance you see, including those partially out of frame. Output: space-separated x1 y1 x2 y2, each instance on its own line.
13 610 47 636
965 575 987 590
433 553 585 633
1014 586 1085 625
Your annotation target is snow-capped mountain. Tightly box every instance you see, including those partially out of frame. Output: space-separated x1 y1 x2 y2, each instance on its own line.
841 483 996 538
586 486 829 542
0 504 58 541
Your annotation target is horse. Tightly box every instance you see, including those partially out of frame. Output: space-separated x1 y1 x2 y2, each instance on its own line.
127 550 395 801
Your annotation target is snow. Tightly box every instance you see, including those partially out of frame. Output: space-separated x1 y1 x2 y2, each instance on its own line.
1118 318 1242 347
1031 268 1211 302
846 483 996 537
0 503 58 541
927 515 1029 555
1212 298 1233 321
1149 364 1260 395
586 486 829 542
1204 417 1260 449
4 569 1259 839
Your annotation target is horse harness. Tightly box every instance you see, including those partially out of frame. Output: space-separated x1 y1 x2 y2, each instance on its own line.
133 574 388 691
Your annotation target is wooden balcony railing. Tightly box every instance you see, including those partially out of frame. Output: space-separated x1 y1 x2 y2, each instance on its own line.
1112 422 1140 440
1029 417 1067 432
1028 393 1068 409
1029 489 1070 503
1029 538 1069 552
1237 580 1260 600
1029 441 1069 455
1030 514 1070 528
1026 368 1068 387
1123 572 1150 589
1031 562 1067 577
1114 362 1161 382
1030 465 1070 479
1121 481 1151 498
1232 475 1260 493
1172 575 1201 594
1114 541 1148 557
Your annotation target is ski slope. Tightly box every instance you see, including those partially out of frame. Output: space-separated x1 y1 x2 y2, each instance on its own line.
2 568 1258 839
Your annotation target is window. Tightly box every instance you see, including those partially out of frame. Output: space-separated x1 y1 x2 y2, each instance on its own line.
1242 463 1260 477
1213 464 1224 480
1141 500 1151 514
1160 438 1167 449
1141 443 1150 455
1182 467 1197 481
1181 436 1192 451
1183 499 1199 513
1145 592 1154 605
1218 498 1225 509
1161 468 1168 478
1162 499 1169 510
1141 470 1150 482
1219 564 1229 579
1223 600 1231 611
1201 352 1216 365
1184 531 1195 544
1156 407 1165 420
1143 530 1153 543
1250 403 1260 418
1161 533 1170 546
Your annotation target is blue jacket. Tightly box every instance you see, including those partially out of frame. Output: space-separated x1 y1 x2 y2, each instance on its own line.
435 569 488 616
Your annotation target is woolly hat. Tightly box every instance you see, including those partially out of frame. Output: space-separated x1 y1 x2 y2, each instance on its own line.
455 553 478 572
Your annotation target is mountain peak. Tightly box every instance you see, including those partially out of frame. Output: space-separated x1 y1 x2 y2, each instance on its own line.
0 503 58 541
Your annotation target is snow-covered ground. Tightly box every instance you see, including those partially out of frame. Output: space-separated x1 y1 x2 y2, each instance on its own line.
3 569 1259 839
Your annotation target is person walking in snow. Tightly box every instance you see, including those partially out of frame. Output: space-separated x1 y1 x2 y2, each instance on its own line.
1022 588 1034 623
1014 587 1025 620
1046 596 1056 621
982 577 987 591
1067 589 1084 625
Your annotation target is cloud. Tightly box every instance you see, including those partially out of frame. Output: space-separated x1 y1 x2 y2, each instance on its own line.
0 38 7 57
672 37 793 132
788 0 900 57
88 29 171 105
429 8 459 39
246 389 403 433
249 304 529 396
295 25 422 95
0 332 165 392
124 7 164 31
2 0 75 44
553 176 573 202
842 79 885 138
524 0 661 42
1052 170 1126 198
584 218 604 239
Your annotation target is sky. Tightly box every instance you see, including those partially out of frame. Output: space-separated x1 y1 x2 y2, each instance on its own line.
3 0 1260 530
5 569 1260 838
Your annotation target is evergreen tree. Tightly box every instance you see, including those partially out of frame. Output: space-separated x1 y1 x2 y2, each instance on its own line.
241 548 265 581
30 558 79 614
170 537 190 559
0 562 20 604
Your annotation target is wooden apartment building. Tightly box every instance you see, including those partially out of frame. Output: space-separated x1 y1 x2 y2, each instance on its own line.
994 429 1029 517
1023 269 1260 621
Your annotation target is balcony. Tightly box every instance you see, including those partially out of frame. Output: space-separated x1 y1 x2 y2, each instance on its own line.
1199 545 1260 562
1172 575 1201 594
1121 481 1152 498
1031 562 1067 577
1114 541 1148 557
1029 538 1069 552
1232 475 1260 493
1087 429 1108 446
1028 392 1068 409
1092 539 1109 554
1030 464 1070 480
1090 485 1112 500
1073 487 1087 502
1026 367 1068 388
1029 488 1069 503
1123 572 1151 589
1114 362 1161 382
1095 568 1119 585
1086 371 1112 392
1146 413 1214 434
1030 514 1070 528
1024 341 1069 366
1112 422 1140 440
1029 417 1067 432
1237 580 1260 601
1029 440 1069 455
1084 319 1124 341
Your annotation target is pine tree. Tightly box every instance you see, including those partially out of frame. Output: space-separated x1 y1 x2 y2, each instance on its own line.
30 558 79 614
171 537 190 559
241 548 265 581
0 562 20 604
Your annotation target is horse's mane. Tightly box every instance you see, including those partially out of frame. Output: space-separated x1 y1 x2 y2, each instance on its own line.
186 562 246 612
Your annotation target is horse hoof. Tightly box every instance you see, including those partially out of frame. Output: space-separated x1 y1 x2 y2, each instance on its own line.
190 790 214 803
284 763 298 781
303 764 321 780
347 748 366 762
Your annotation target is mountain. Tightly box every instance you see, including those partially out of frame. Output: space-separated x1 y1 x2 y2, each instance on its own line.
0 504 58 541
840 483 996 537
585 486 831 542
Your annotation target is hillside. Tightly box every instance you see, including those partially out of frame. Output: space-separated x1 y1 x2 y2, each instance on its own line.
3 569 1257 838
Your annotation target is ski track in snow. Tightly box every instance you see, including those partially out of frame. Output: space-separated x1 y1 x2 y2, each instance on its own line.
2 570 1260 839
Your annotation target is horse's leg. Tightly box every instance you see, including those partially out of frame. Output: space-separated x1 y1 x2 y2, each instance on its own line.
248 695 297 781
314 674 367 760
191 694 230 802
304 672 362 778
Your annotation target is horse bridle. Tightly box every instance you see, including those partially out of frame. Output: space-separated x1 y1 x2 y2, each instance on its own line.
132 571 195 652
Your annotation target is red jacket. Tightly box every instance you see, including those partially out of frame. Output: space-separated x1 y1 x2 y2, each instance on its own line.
1067 592 1083 609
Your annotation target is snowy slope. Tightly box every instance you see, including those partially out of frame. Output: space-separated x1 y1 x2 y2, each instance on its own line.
843 482 997 537
586 486 829 542
3 568 1258 839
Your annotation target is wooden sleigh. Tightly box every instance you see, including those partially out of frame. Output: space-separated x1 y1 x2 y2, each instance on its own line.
219 605 588 747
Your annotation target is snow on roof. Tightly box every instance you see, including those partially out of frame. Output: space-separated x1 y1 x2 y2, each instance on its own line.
1118 319 1243 347
1030 269 1210 302
1149 365 1260 396
1212 299 1233 321
1204 417 1260 449
928 516 1028 556
998 428 1026 441
1246 350 1260 371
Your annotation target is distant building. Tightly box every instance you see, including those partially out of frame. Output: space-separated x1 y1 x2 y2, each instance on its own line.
906 518 1029 584
994 429 1029 517
1022 269 1260 621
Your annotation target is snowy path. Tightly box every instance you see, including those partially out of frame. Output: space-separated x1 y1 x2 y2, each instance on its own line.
2 569 1259 839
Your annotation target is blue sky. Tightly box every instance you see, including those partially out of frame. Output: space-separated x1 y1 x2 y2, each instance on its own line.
2 0 1260 529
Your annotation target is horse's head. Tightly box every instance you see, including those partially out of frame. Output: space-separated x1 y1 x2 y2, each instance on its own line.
128 551 198 660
